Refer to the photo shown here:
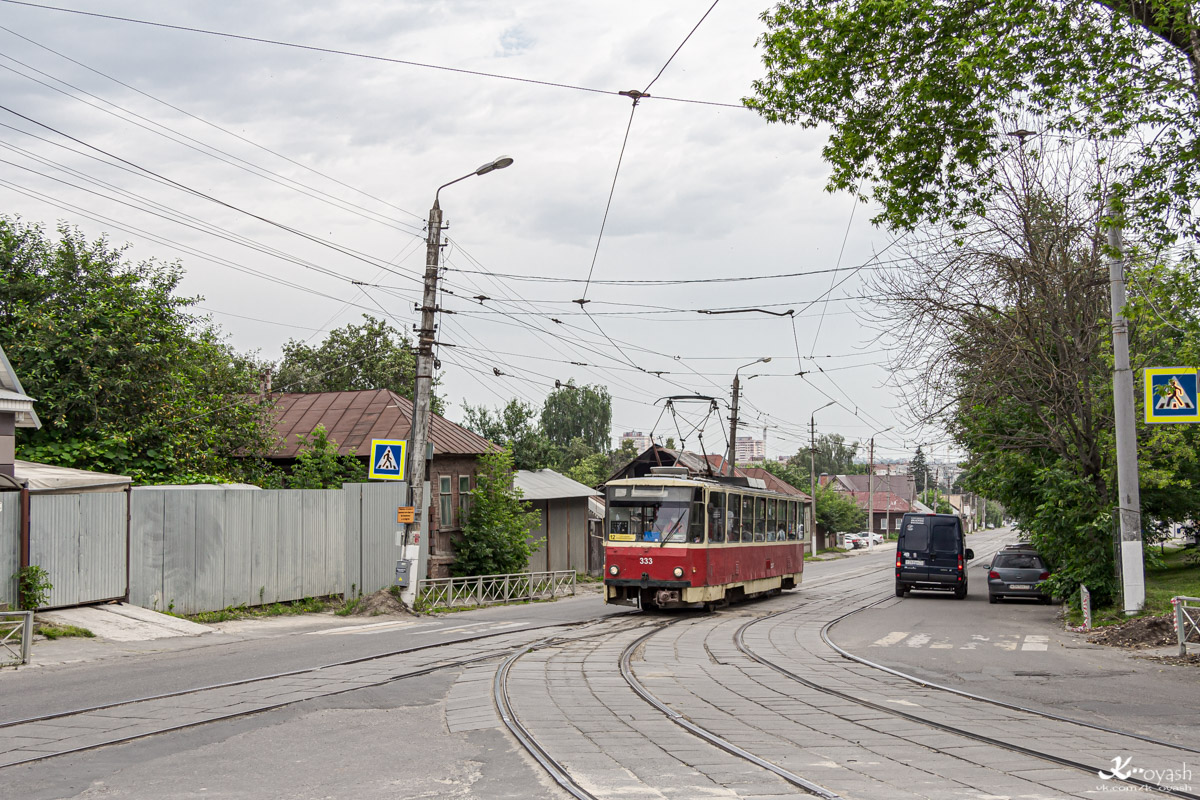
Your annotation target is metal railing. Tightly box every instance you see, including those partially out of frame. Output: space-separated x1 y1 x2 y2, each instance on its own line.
0 611 33 667
1172 595 1200 656
416 570 576 611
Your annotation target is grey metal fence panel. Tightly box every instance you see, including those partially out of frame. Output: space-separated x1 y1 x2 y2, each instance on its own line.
358 482 405 595
0 495 19 608
526 502 548 573
343 484 362 599
277 491 304 602
569 500 588 573
223 491 254 608
130 491 165 611
30 495 80 608
191 492 224 614
326 491 344 599
162 490 196 615
301 491 324 598
252 491 279 605
77 493 127 604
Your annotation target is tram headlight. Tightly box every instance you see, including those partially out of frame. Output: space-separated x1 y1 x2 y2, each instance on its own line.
673 566 684 578
608 564 619 576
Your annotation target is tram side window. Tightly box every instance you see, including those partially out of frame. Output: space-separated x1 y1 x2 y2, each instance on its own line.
754 497 767 541
786 501 797 540
766 499 778 541
741 495 755 542
729 494 743 542
708 492 726 543
690 488 705 543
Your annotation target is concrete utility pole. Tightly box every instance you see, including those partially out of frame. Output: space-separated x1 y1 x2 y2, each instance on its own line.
406 157 512 605
726 358 769 475
1107 204 1145 614
808 400 835 557
866 426 892 550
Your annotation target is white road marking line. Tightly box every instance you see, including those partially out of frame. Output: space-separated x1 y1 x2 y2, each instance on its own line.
1022 634 1049 651
905 633 931 648
870 631 910 647
929 641 954 649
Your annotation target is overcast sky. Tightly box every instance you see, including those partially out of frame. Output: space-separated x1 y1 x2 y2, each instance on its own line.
0 0 955 464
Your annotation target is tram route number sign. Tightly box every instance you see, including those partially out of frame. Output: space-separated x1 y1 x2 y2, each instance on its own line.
1145 368 1200 424
609 533 635 542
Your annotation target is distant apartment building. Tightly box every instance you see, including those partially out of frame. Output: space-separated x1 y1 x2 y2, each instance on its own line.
735 436 765 464
620 430 653 452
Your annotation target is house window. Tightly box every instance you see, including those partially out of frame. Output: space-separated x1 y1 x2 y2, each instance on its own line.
458 475 471 524
439 476 452 527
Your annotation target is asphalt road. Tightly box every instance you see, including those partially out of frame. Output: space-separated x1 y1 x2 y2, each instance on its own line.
4 532 1197 799
828 528 1200 745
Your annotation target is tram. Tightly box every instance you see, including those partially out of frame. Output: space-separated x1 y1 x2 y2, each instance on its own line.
603 466 807 609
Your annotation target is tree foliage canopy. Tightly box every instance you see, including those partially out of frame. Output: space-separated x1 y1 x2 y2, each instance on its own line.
540 382 612 453
275 314 443 414
1 219 271 483
748 0 1200 247
814 483 866 536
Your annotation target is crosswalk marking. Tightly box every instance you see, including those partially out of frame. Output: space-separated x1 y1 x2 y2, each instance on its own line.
869 631 1052 652
871 631 910 647
309 620 528 637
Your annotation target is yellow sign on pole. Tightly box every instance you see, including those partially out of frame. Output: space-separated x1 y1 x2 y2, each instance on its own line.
397 506 415 524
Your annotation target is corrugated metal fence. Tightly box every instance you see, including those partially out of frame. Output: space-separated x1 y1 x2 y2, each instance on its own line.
32 493 128 609
130 484 404 616
2 482 406 615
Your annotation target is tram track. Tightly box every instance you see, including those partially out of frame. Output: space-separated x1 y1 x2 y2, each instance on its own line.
725 541 1200 799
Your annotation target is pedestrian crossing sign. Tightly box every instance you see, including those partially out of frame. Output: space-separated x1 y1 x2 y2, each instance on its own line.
1145 368 1200 424
369 439 408 480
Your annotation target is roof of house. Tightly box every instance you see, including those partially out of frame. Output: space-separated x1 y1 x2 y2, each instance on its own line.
15 459 129 493
833 473 915 497
842 490 915 513
515 469 601 501
0 344 39 429
266 389 496 458
738 467 811 502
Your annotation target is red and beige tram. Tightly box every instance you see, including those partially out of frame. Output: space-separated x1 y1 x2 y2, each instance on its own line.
603 467 807 609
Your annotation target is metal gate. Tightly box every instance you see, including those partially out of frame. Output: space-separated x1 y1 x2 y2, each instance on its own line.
29 492 128 609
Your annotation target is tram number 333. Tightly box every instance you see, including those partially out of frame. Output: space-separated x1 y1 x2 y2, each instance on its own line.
639 557 653 565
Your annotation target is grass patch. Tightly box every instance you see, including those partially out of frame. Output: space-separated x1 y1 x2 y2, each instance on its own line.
183 595 340 624
1067 545 1200 627
36 622 94 640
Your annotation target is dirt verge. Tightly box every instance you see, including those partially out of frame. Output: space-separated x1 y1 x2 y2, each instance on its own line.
350 588 416 617
1087 613 1175 649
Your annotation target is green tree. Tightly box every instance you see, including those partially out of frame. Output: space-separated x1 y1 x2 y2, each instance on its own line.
761 458 809 492
920 489 954 515
540 382 612 453
1 219 271 484
748 0 1200 250
462 398 558 471
910 447 930 494
453 448 541 576
286 425 363 489
275 315 443 414
814 483 865 536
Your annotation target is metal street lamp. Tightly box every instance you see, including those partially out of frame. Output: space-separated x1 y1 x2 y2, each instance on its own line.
725 357 770 475
404 156 513 603
808 400 836 556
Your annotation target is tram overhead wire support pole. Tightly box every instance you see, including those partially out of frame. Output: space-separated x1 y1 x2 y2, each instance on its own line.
1106 198 1144 614
808 400 836 558
866 426 893 552
726 357 771 476
407 156 514 603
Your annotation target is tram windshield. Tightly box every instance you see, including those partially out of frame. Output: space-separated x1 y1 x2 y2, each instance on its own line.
607 485 692 543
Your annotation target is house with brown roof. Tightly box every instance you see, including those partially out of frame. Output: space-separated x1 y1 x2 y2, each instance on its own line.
823 473 919 538
262 389 497 578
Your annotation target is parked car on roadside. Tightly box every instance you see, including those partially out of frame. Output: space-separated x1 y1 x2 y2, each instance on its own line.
987 546 1052 603
861 531 885 545
838 532 865 550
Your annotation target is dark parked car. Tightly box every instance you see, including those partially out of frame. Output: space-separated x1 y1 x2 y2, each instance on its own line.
987 546 1052 603
895 513 974 599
